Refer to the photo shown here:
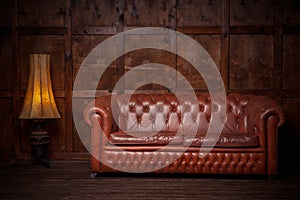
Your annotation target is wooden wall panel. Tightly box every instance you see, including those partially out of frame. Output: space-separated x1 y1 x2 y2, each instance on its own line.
19 35 65 90
283 0 300 25
72 35 117 90
281 98 300 171
0 0 14 26
72 0 116 27
283 35 300 89
0 0 299 165
229 35 273 90
19 0 65 27
177 0 221 26
0 35 12 90
47 98 66 152
0 98 13 154
124 0 176 27
230 0 273 26
282 98 300 140
177 35 221 90
72 98 92 152
125 49 176 90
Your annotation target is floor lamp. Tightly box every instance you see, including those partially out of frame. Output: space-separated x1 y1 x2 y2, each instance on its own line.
19 54 61 167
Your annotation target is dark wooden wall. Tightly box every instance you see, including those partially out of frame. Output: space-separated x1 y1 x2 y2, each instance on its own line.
0 0 299 173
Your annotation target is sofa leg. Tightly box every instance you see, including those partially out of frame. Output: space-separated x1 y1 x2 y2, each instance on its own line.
90 172 98 179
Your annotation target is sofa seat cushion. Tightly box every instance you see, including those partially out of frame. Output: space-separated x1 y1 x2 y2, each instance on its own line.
110 131 183 145
183 133 258 147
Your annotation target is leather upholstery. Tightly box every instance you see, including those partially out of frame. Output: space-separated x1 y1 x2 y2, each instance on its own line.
183 133 258 147
102 151 266 174
84 93 286 176
110 131 183 145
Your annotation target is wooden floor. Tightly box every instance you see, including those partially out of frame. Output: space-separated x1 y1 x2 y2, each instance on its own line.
0 161 299 199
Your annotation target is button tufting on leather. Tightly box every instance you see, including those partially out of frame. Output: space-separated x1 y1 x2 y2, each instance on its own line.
200 105 204 112
103 151 265 174
144 106 149 112
130 106 135 112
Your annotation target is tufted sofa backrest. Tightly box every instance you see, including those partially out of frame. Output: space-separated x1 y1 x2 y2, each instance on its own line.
112 93 256 135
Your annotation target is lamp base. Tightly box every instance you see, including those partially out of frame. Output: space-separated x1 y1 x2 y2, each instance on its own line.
30 121 50 168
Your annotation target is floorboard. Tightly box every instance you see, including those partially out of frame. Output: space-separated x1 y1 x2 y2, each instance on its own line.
0 161 299 199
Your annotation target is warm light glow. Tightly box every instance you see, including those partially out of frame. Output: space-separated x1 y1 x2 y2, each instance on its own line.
19 54 61 119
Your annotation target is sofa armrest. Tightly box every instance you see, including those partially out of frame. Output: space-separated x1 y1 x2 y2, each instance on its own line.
245 95 286 146
247 95 286 176
250 96 285 132
83 95 114 140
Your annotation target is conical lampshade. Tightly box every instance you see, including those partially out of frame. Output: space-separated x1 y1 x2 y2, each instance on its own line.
19 54 61 119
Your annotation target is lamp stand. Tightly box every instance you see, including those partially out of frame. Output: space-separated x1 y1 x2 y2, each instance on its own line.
30 120 50 168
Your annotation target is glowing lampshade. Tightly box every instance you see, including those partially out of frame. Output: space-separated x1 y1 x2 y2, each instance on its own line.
19 54 61 119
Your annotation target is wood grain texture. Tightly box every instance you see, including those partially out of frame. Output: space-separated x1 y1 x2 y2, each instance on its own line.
0 35 12 90
0 161 299 199
177 35 221 90
72 0 116 27
229 35 273 90
72 98 93 152
283 0 300 25
125 0 176 27
46 98 66 153
230 0 273 26
125 48 176 90
283 35 300 89
177 0 221 26
11 0 21 161
64 0 73 153
19 0 65 27
19 36 65 90
0 99 13 153
0 0 14 26
72 35 117 90
221 0 229 92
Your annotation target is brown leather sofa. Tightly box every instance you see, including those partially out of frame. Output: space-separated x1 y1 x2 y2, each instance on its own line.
84 93 285 178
